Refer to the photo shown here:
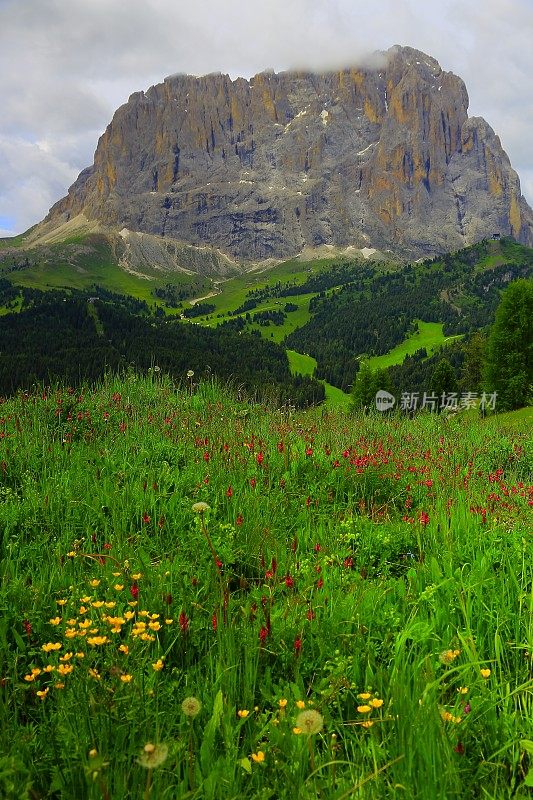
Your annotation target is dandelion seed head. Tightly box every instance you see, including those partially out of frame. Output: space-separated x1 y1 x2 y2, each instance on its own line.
295 709 323 735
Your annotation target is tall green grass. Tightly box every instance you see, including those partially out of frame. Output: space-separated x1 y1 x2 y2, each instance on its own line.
0 374 531 799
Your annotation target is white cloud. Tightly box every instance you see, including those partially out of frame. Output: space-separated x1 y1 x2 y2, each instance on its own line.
0 0 531 235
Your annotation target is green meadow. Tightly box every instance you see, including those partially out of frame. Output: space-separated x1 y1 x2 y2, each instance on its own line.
366 321 463 371
1 373 531 799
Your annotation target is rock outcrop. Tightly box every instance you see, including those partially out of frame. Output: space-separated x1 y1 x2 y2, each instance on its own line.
46 45 533 261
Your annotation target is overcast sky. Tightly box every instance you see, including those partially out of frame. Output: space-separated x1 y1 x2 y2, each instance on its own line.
1 0 532 237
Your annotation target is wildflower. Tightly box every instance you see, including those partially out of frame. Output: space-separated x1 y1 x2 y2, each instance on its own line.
296 700 306 709
294 636 302 654
75 652 85 659
238 709 250 718
43 665 55 673
87 636 109 646
357 692 371 700
24 673 37 682
480 668 491 679
192 502 210 514
278 699 288 709
439 649 461 664
36 688 49 700
182 696 202 718
89 669 101 680
292 727 302 735
120 674 133 683
89 579 100 588
370 698 384 709
104 601 116 609
54 682 65 690
114 584 124 591
138 742 169 769
152 659 164 672
361 720 374 728
131 573 142 581
295 709 324 735
357 705 372 714
454 741 465 754
130 584 139 601
42 642 62 653
49 617 61 626
179 611 189 633
91 601 104 609
251 751 265 763
119 645 129 654
56 599 67 607
57 664 73 676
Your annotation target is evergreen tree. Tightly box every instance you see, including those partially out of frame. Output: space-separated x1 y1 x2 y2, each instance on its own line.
430 358 458 408
484 279 533 411
351 362 392 412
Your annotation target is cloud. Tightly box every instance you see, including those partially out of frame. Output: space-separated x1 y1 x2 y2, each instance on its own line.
0 0 531 235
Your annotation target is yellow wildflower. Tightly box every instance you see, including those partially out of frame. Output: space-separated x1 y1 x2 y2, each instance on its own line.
24 674 36 682
78 619 92 629
152 659 164 671
114 585 124 592
120 674 133 683
59 652 73 662
42 642 62 653
57 664 73 676
80 596 92 604
295 700 306 709
79 606 88 615
119 644 129 654
251 751 265 763
43 665 55 673
124 611 135 621
36 688 49 699
148 621 161 631
87 636 109 646
89 668 101 680
370 698 384 709
67 551 77 558
75 652 85 659
278 698 288 708
357 692 371 700
292 727 302 735
238 709 250 718
65 628 77 639
91 601 104 609
480 668 491 679
131 573 142 580
49 617 61 626
54 682 65 689
165 619 173 625
357 705 372 714
89 579 100 588
361 720 374 728
56 599 67 606
112 572 122 577
457 686 468 694
104 601 116 609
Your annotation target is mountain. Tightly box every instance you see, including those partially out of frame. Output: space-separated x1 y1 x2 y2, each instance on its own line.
32 45 532 266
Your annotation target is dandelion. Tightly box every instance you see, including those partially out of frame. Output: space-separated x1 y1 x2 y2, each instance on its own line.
295 709 324 735
182 696 202 718
251 751 265 763
192 502 210 514
138 742 169 769
480 668 491 678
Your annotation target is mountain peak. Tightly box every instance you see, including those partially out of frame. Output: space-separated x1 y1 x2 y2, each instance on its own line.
44 49 533 262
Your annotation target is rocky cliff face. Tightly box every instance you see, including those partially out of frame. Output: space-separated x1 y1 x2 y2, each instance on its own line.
47 45 533 261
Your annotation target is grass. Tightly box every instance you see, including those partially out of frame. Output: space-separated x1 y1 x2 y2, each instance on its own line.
287 349 351 411
366 321 463 370
0 373 531 799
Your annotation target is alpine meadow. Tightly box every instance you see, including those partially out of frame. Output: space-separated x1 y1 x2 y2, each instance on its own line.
0 14 532 800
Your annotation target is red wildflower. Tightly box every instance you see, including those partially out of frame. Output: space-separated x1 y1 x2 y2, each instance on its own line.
256 452 264 465
142 513 151 524
226 485 233 498
179 611 189 633
23 620 32 638
305 448 313 457
294 636 302 654
103 542 112 550
130 583 139 600
259 626 268 642
316 577 324 589
285 575 294 588
419 511 430 526
314 543 321 553
306 609 316 621
203 451 210 462
454 742 465 755
249 477 256 488
212 613 218 632
277 441 285 453
158 515 165 528
236 514 244 526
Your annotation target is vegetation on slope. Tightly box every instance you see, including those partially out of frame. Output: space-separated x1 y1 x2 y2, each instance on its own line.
0 374 531 799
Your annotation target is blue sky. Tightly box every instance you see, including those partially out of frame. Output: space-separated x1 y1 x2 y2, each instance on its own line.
1 0 532 237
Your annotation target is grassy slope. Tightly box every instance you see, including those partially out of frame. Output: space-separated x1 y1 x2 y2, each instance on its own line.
0 374 531 799
287 349 353 411
366 321 463 370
